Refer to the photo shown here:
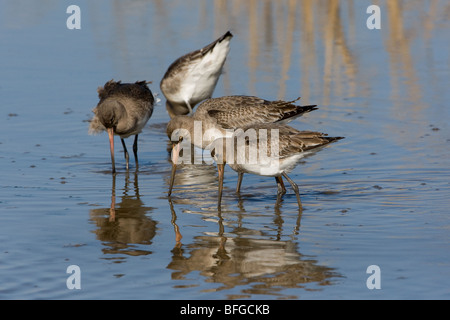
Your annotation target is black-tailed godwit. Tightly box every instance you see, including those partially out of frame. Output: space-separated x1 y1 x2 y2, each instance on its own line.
166 95 318 196
89 80 154 173
160 31 233 118
211 123 344 208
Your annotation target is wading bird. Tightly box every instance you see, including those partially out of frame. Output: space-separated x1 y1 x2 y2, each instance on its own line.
160 31 233 118
89 80 155 173
166 95 318 196
210 123 344 208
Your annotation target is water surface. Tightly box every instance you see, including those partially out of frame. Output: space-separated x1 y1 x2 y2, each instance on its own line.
0 0 449 299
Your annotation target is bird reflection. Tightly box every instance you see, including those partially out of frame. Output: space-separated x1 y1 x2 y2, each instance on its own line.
167 198 340 297
90 171 157 257
168 198 182 250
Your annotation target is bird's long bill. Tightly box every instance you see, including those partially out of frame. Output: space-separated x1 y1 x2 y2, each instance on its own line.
217 163 225 207
107 127 116 174
168 143 181 196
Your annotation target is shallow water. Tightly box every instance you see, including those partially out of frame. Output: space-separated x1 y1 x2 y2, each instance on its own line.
0 0 449 300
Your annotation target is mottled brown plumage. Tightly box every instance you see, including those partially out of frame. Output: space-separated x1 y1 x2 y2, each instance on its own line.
97 80 154 103
201 96 317 129
166 95 318 196
166 96 317 148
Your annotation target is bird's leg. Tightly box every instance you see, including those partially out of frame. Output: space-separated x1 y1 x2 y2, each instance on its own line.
133 134 139 170
121 138 130 170
282 172 302 208
236 172 244 193
275 176 286 199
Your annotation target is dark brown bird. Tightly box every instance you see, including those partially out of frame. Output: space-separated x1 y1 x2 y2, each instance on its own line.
89 79 154 173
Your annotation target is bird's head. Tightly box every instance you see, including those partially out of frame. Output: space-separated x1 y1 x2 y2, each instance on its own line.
96 99 126 129
166 115 193 146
